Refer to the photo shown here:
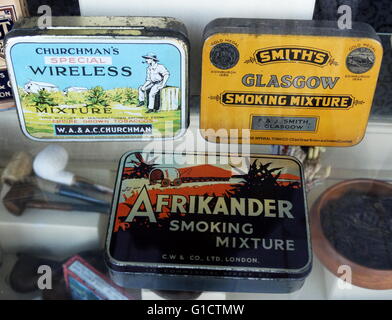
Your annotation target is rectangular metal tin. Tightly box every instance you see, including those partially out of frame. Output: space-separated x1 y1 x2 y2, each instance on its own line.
105 151 312 293
5 16 189 141
200 19 383 147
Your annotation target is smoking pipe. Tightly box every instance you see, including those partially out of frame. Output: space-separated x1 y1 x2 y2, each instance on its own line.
3 180 110 216
33 145 113 194
1 151 33 186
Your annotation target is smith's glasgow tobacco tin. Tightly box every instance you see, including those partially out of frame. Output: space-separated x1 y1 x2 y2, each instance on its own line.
5 16 189 141
200 19 383 147
105 151 311 293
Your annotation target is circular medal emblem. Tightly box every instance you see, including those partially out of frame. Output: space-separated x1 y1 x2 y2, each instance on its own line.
210 43 239 70
346 47 375 74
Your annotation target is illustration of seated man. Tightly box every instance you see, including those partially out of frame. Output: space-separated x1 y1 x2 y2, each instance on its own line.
137 53 170 113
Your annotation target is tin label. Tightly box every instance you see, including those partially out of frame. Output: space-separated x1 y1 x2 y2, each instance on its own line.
7 39 187 140
252 116 318 132
107 152 310 276
201 34 383 146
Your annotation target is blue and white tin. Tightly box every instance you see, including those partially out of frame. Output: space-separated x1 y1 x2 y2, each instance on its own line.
5 16 189 141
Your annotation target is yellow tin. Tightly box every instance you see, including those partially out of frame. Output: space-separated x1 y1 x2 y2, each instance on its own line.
200 19 383 147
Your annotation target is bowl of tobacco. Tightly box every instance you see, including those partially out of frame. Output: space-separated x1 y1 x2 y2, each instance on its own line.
311 179 392 289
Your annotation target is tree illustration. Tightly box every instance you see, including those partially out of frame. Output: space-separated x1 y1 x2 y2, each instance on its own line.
32 89 56 106
123 88 138 105
123 153 157 179
65 91 85 105
86 86 109 106
112 92 123 103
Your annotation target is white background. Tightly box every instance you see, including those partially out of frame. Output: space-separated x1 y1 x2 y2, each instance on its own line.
79 0 316 93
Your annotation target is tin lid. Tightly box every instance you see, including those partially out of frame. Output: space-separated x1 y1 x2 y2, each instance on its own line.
200 18 383 148
105 152 312 281
204 18 380 43
4 16 189 142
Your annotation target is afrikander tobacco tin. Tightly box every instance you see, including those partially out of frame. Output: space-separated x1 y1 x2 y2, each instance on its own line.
200 19 383 147
105 151 312 293
5 16 189 141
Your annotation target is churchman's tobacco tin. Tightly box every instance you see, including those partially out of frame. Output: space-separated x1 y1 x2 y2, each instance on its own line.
200 19 383 147
5 16 189 141
105 151 312 293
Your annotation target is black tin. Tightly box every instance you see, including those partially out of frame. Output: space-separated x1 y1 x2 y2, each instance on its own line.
105 151 312 293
